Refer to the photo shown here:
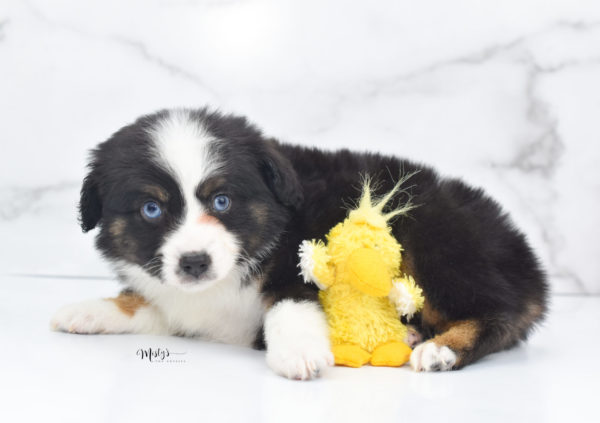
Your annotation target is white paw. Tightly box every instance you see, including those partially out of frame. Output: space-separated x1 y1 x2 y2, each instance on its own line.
264 300 334 380
410 341 457 372
266 340 334 381
50 299 128 334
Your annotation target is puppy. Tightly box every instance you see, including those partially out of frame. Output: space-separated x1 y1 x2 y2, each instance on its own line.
51 108 548 379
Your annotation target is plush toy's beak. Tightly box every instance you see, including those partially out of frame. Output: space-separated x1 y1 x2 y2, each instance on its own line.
346 248 392 297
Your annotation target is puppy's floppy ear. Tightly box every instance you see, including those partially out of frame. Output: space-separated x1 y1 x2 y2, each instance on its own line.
260 140 304 209
79 166 102 233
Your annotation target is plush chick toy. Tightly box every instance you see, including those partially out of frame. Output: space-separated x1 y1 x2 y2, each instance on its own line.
298 178 425 368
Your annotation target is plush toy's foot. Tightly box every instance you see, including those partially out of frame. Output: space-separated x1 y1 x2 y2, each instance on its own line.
370 341 412 367
332 344 371 368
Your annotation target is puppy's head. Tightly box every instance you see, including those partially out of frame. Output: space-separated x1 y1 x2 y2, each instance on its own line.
80 108 302 291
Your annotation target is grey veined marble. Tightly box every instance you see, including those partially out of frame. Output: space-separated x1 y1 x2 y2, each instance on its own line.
1 0 599 293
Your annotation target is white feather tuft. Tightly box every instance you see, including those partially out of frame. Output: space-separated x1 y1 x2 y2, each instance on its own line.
297 241 327 290
389 280 418 319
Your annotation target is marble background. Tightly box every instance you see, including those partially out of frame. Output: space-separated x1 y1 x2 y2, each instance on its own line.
1 0 599 293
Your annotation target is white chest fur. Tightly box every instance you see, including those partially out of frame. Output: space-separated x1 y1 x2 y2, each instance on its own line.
116 262 265 347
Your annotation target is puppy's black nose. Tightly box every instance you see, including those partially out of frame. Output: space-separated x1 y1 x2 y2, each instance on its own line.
179 252 211 278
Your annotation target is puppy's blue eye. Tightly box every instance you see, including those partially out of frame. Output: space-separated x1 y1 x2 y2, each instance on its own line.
142 201 162 220
213 194 230 212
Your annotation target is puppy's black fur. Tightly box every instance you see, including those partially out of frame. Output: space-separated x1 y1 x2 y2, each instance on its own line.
80 108 548 369
255 142 548 365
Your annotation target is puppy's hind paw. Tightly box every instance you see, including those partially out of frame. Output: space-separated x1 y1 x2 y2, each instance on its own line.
410 341 456 372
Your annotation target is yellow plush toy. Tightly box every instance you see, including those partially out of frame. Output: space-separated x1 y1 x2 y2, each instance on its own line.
298 178 425 368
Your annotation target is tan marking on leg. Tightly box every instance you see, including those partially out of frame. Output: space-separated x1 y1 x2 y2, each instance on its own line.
107 292 148 317
421 301 447 329
432 320 480 354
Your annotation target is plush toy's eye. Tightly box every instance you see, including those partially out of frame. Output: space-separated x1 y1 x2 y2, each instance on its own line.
213 194 231 212
141 201 162 220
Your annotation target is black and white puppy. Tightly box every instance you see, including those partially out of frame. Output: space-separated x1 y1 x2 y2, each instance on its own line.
51 108 548 379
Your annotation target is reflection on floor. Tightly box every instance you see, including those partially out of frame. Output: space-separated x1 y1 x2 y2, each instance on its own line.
2 276 597 422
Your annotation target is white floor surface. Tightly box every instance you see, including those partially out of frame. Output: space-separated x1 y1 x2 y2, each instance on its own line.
1 275 598 423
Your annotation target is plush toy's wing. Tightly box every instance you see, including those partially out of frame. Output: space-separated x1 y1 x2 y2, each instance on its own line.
298 240 334 290
389 275 425 319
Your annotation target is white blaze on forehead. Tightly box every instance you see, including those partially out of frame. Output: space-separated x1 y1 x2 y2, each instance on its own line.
147 110 239 289
149 109 222 214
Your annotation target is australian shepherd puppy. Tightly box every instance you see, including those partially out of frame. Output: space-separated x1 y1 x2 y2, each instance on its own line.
51 108 548 379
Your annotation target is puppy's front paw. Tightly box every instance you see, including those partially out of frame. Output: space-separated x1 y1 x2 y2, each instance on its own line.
264 300 333 380
266 340 334 381
410 341 456 372
50 299 126 334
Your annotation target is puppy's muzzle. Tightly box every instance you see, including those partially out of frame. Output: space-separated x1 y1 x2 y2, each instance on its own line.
179 252 212 279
